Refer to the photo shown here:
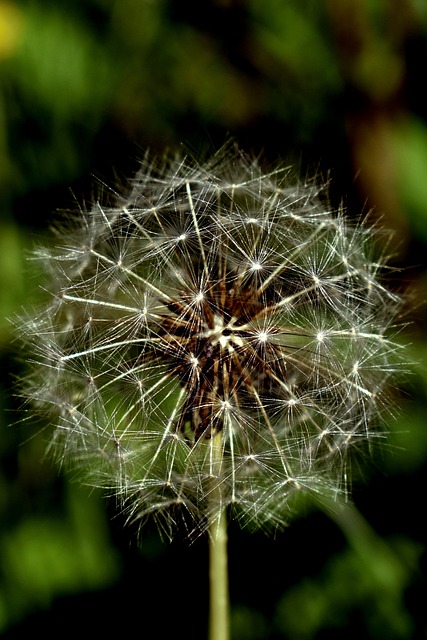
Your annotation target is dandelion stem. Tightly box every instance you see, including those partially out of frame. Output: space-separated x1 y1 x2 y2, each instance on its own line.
209 433 230 640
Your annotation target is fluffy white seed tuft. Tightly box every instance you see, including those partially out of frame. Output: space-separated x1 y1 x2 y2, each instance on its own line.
18 146 404 538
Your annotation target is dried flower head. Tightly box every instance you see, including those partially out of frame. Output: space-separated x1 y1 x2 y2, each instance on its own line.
20 146 403 538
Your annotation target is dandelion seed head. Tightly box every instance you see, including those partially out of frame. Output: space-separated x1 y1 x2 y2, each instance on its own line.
17 144 406 539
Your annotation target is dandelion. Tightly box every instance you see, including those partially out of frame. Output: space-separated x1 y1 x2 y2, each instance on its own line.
18 145 404 640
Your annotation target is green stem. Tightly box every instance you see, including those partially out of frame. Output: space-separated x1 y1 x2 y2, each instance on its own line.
208 434 230 640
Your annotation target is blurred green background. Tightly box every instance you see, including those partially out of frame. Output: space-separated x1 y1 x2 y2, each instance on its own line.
1 0 426 638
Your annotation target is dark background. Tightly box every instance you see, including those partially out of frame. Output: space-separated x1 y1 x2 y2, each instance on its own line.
1 1 426 638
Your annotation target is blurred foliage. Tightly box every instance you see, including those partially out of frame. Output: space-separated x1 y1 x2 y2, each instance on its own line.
393 117 427 241
274 535 420 640
232 530 421 640
0 224 24 345
1 0 426 638
0 485 120 631
0 0 115 201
